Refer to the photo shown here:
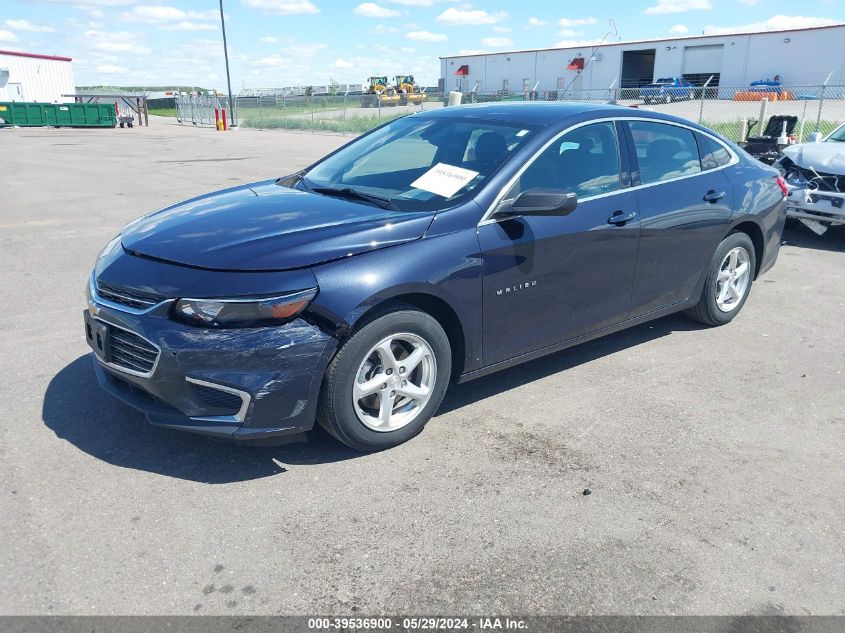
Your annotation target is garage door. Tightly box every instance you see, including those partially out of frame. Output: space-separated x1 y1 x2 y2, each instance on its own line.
683 44 724 75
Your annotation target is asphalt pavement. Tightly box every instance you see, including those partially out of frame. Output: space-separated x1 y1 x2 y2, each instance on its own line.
1 117 843 615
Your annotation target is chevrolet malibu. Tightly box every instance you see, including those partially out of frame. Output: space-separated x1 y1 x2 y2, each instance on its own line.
85 103 786 451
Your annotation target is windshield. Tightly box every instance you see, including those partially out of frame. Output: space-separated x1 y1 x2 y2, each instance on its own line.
827 124 845 142
299 115 539 212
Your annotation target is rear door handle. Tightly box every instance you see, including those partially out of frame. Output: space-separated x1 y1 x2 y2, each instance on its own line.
607 210 637 225
703 189 726 203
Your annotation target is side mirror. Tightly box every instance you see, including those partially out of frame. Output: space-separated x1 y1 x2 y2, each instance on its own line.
497 188 578 217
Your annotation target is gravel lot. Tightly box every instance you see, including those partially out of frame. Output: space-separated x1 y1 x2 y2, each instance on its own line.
1 117 843 616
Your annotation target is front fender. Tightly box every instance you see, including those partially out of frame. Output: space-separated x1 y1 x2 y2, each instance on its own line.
309 228 484 373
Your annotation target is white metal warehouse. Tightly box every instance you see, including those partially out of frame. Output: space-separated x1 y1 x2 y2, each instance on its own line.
440 24 845 94
0 50 75 103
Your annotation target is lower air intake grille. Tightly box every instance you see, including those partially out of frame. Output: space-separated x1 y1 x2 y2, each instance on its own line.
108 326 159 375
188 382 244 415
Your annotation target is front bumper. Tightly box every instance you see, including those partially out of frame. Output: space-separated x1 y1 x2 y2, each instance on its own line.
85 287 338 441
785 185 845 225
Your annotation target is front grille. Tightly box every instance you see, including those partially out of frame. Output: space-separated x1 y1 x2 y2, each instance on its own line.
189 382 243 414
97 281 163 310
108 325 159 375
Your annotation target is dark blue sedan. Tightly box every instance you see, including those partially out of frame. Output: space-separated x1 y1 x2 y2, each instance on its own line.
85 103 787 451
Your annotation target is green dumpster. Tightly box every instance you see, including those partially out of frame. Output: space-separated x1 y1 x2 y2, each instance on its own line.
0 102 117 128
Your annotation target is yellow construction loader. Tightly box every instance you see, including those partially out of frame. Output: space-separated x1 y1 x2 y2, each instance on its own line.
362 76 400 107
394 75 425 106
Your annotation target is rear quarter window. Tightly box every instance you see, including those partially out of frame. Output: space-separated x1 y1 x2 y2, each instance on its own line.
697 133 733 170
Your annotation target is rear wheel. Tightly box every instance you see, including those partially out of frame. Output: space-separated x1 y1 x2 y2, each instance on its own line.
318 303 451 451
686 232 756 326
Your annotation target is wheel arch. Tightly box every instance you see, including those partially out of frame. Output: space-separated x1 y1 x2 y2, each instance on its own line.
349 290 468 381
727 218 765 278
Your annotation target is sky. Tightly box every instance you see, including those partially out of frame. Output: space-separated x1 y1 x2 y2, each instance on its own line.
2 0 844 90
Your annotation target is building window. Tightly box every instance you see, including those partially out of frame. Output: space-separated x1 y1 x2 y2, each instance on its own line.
502 79 509 91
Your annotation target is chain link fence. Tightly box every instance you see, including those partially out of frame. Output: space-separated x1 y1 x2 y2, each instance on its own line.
174 84 845 141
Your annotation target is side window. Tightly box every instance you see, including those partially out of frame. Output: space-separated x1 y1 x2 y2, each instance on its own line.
629 121 702 184
509 121 622 199
698 133 732 170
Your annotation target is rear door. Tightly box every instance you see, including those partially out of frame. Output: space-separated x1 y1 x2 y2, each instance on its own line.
624 120 734 317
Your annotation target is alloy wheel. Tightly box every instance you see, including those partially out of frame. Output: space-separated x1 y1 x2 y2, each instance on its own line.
715 246 751 312
352 333 436 432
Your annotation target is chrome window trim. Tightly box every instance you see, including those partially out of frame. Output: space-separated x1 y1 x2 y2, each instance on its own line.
478 116 739 226
185 377 252 424
92 316 162 379
89 274 172 316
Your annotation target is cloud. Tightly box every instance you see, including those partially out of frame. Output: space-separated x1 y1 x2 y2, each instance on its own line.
558 17 598 27
370 24 398 34
86 30 151 55
3 19 55 32
669 24 689 33
353 3 400 18
481 36 512 47
737 0 760 4
703 14 840 35
333 58 355 68
492 25 511 33
121 6 219 33
0 30 18 42
26 0 133 5
557 29 582 36
644 0 712 15
241 0 319 15
406 30 447 42
162 21 217 31
96 64 127 73
437 8 507 26
527 17 548 27
457 49 486 55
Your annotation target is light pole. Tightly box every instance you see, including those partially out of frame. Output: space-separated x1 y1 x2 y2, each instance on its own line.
219 0 236 126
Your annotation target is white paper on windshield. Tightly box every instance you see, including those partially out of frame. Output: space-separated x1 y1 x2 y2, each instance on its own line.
411 163 479 198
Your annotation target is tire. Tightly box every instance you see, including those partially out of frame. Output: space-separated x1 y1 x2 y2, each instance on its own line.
686 232 756 326
317 303 452 451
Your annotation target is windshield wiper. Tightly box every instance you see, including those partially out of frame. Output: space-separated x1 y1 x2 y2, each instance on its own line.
309 186 398 210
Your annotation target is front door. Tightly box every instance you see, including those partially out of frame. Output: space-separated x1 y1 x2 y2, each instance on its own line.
479 121 640 366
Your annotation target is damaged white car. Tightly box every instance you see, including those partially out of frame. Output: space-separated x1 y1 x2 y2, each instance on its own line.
775 123 845 235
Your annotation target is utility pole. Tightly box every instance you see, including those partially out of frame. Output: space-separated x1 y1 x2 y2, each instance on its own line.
219 0 236 126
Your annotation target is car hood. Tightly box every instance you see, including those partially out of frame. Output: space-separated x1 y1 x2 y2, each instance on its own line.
781 142 845 174
121 180 435 271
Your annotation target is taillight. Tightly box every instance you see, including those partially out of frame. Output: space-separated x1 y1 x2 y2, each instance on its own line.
776 175 788 197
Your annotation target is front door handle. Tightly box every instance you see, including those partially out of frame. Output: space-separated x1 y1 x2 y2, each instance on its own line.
607 210 637 225
703 189 726 203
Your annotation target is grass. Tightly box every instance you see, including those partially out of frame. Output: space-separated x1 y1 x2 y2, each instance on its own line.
239 112 408 134
704 119 842 143
148 107 177 117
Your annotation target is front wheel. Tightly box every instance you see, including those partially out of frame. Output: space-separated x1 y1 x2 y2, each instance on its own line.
686 232 756 326
317 304 452 451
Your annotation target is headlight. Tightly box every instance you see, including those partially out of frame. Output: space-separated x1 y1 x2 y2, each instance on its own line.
97 235 122 261
172 288 317 328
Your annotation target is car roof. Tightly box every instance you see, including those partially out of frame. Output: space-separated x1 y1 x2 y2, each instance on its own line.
415 101 709 132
